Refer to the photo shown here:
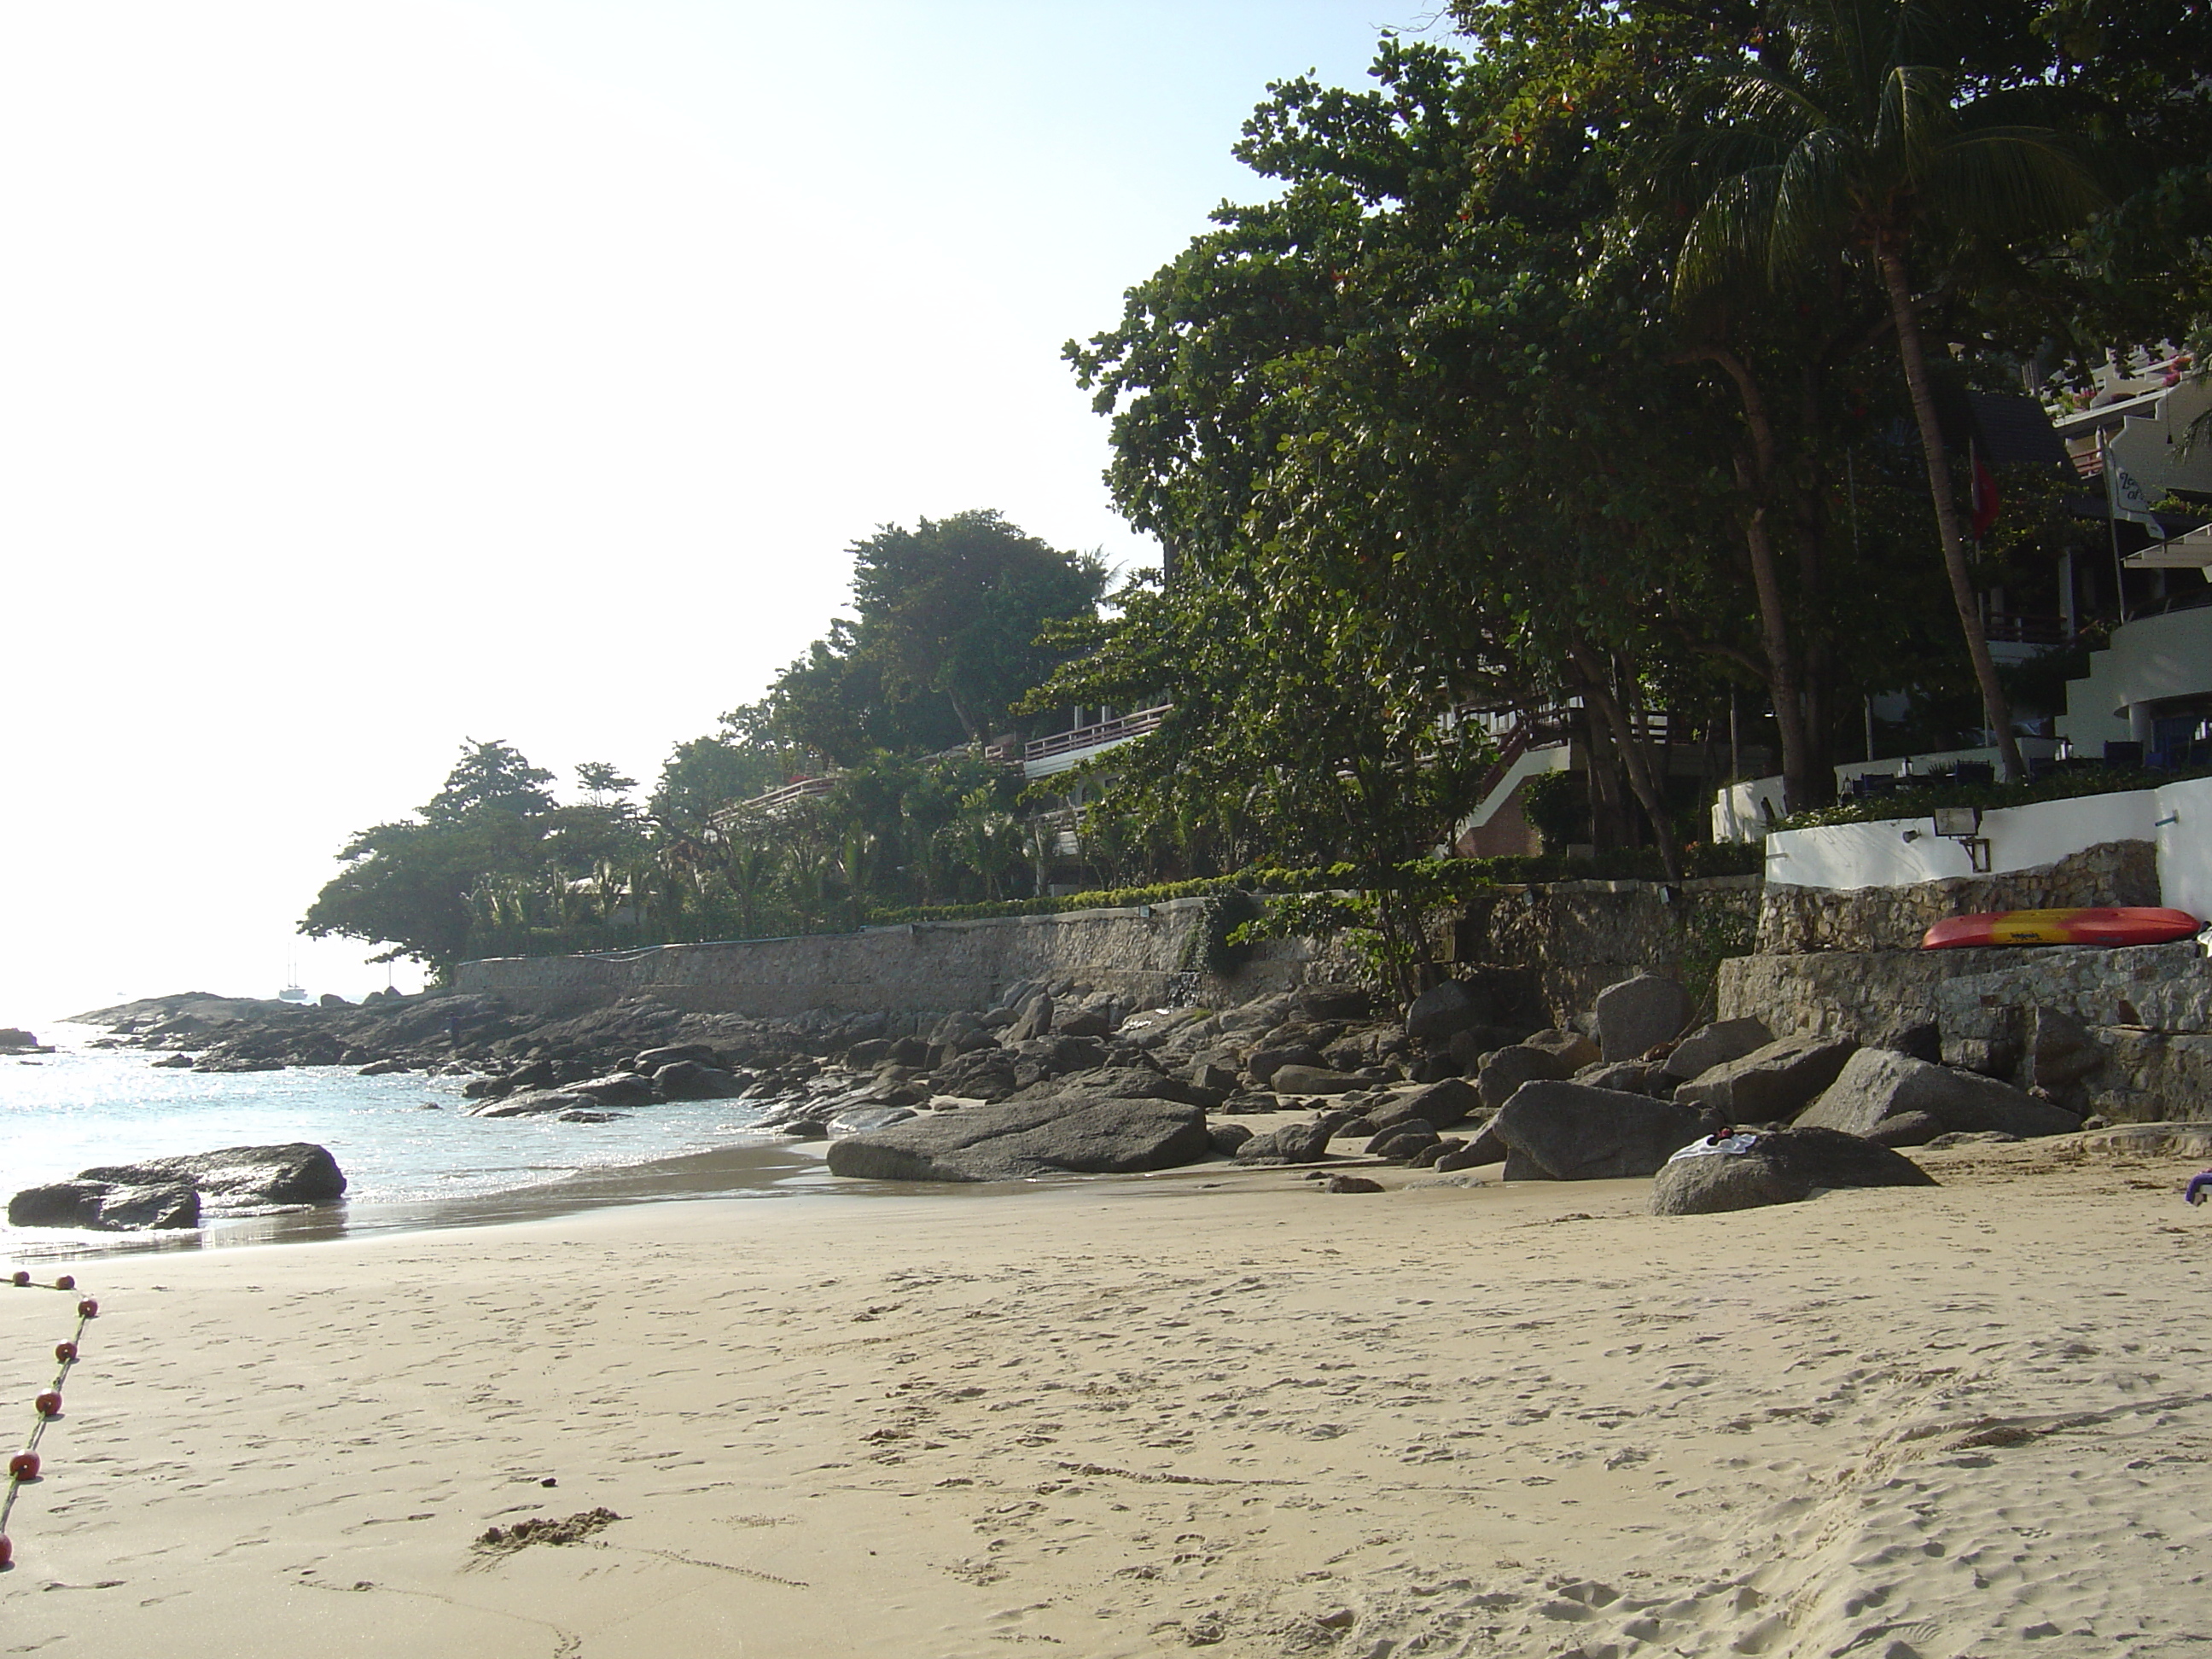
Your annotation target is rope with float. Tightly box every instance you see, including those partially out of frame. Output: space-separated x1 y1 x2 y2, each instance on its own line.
1 1271 98 1571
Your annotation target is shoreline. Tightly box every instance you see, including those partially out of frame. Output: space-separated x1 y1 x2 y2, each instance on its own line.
6 1138 2209 1656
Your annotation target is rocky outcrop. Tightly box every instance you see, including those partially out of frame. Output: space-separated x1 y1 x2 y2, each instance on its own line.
1673 1036 1858 1122
1594 975 1694 1062
825 1072 1212 1182
1476 1043 1575 1109
9 1180 201 1231
1650 1127 1936 1214
1662 1018 1774 1081
1797 1050 2081 1140
76 1142 348 1207
1489 1082 1709 1180
10 1141 346 1230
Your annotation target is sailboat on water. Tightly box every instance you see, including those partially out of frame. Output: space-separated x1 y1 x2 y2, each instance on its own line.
278 952 309 1004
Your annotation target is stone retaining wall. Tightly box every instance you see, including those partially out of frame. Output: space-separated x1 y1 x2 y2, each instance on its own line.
1457 876 1762 1025
1719 941 2212 1121
456 876 1755 1027
1755 841 2159 954
453 899 1322 1020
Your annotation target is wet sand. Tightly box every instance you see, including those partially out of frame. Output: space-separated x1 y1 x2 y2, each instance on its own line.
4 1138 2209 1656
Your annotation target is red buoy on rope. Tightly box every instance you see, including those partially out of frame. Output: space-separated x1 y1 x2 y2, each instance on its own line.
75 1299 97 1319
8 1272 26 1288
9 1451 39 1481
53 1276 73 1291
0 1533 12 1568
33 1393 60 1418
54 1342 76 1364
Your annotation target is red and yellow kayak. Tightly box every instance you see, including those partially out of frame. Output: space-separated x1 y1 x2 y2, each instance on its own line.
1922 906 2203 950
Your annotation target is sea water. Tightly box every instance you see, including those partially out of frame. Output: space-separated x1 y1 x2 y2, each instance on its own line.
0 1026 835 1253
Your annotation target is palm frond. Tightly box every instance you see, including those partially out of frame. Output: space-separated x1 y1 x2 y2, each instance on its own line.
1878 64 1958 180
1769 127 1860 277
1675 168 1779 299
1923 129 2109 238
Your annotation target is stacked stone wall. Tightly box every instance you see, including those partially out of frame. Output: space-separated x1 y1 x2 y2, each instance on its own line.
1457 876 1762 1025
1719 941 2212 1121
1755 841 2158 954
454 899 1323 1020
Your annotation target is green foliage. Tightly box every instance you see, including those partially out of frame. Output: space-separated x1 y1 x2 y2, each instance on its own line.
303 740 649 970
1182 889 1264 978
1674 896 1760 1017
757 511 1107 765
1518 771 1591 854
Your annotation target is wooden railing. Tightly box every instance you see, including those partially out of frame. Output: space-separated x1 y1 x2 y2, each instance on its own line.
1022 705 1171 764
709 774 836 828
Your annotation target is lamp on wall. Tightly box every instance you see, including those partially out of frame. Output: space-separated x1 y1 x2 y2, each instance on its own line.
1931 806 1993 873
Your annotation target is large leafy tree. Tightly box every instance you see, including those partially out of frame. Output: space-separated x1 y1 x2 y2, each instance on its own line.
303 739 645 970
756 511 1109 765
1657 0 2108 782
1068 35 1787 876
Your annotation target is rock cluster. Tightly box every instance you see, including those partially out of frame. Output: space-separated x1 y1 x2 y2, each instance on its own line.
9 1142 346 1231
71 950 2097 1207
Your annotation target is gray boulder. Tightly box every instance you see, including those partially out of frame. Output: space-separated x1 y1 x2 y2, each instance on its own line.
1491 1081 1708 1180
567 1072 659 1107
1673 1036 1858 1123
1269 1063 1371 1096
1393 1077 1480 1129
2023 1006 2104 1095
1006 994 1055 1042
635 1043 721 1071
1235 1117 1341 1165
1522 1027 1602 1071
1650 1127 1936 1215
1366 1121 1440 1161
1662 1017 1775 1081
79 1142 346 1207
1573 1059 1665 1095
1865 1109 1944 1148
1054 1006 1116 1039
1594 975 1695 1062
1871 1022 1942 1063
1405 980 1493 1045
1208 1122 1254 1156
1476 1043 1575 1109
1800 1049 2082 1140
8 1179 201 1231
1247 1043 1324 1085
1297 984 1373 1022
469 1088 600 1118
826 1085 1209 1183
827 1104 918 1134
652 1060 741 1100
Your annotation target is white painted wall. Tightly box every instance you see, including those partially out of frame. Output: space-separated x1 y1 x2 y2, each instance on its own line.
1712 775 1787 843
2058 605 2212 751
2155 777 2212 924
1765 789 2158 891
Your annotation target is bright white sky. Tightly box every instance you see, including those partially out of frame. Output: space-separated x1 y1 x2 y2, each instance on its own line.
0 1 1432 1021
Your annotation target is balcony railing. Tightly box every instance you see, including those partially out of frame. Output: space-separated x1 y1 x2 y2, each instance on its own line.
709 774 836 829
1984 613 2069 647
1022 705 1171 764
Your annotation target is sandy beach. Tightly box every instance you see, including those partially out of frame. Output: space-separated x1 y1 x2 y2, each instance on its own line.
6 1142 2209 1658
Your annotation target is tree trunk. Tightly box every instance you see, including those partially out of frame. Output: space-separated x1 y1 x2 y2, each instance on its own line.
1567 638 1682 882
1740 498 1818 811
1702 348 1819 812
1873 242 2027 783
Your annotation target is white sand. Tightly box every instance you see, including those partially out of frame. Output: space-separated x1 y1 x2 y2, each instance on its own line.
5 1141 2211 1657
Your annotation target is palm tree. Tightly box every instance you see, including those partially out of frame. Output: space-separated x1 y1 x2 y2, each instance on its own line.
1665 0 2104 781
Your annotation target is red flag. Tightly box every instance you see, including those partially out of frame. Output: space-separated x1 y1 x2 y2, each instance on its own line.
1970 441 2000 540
